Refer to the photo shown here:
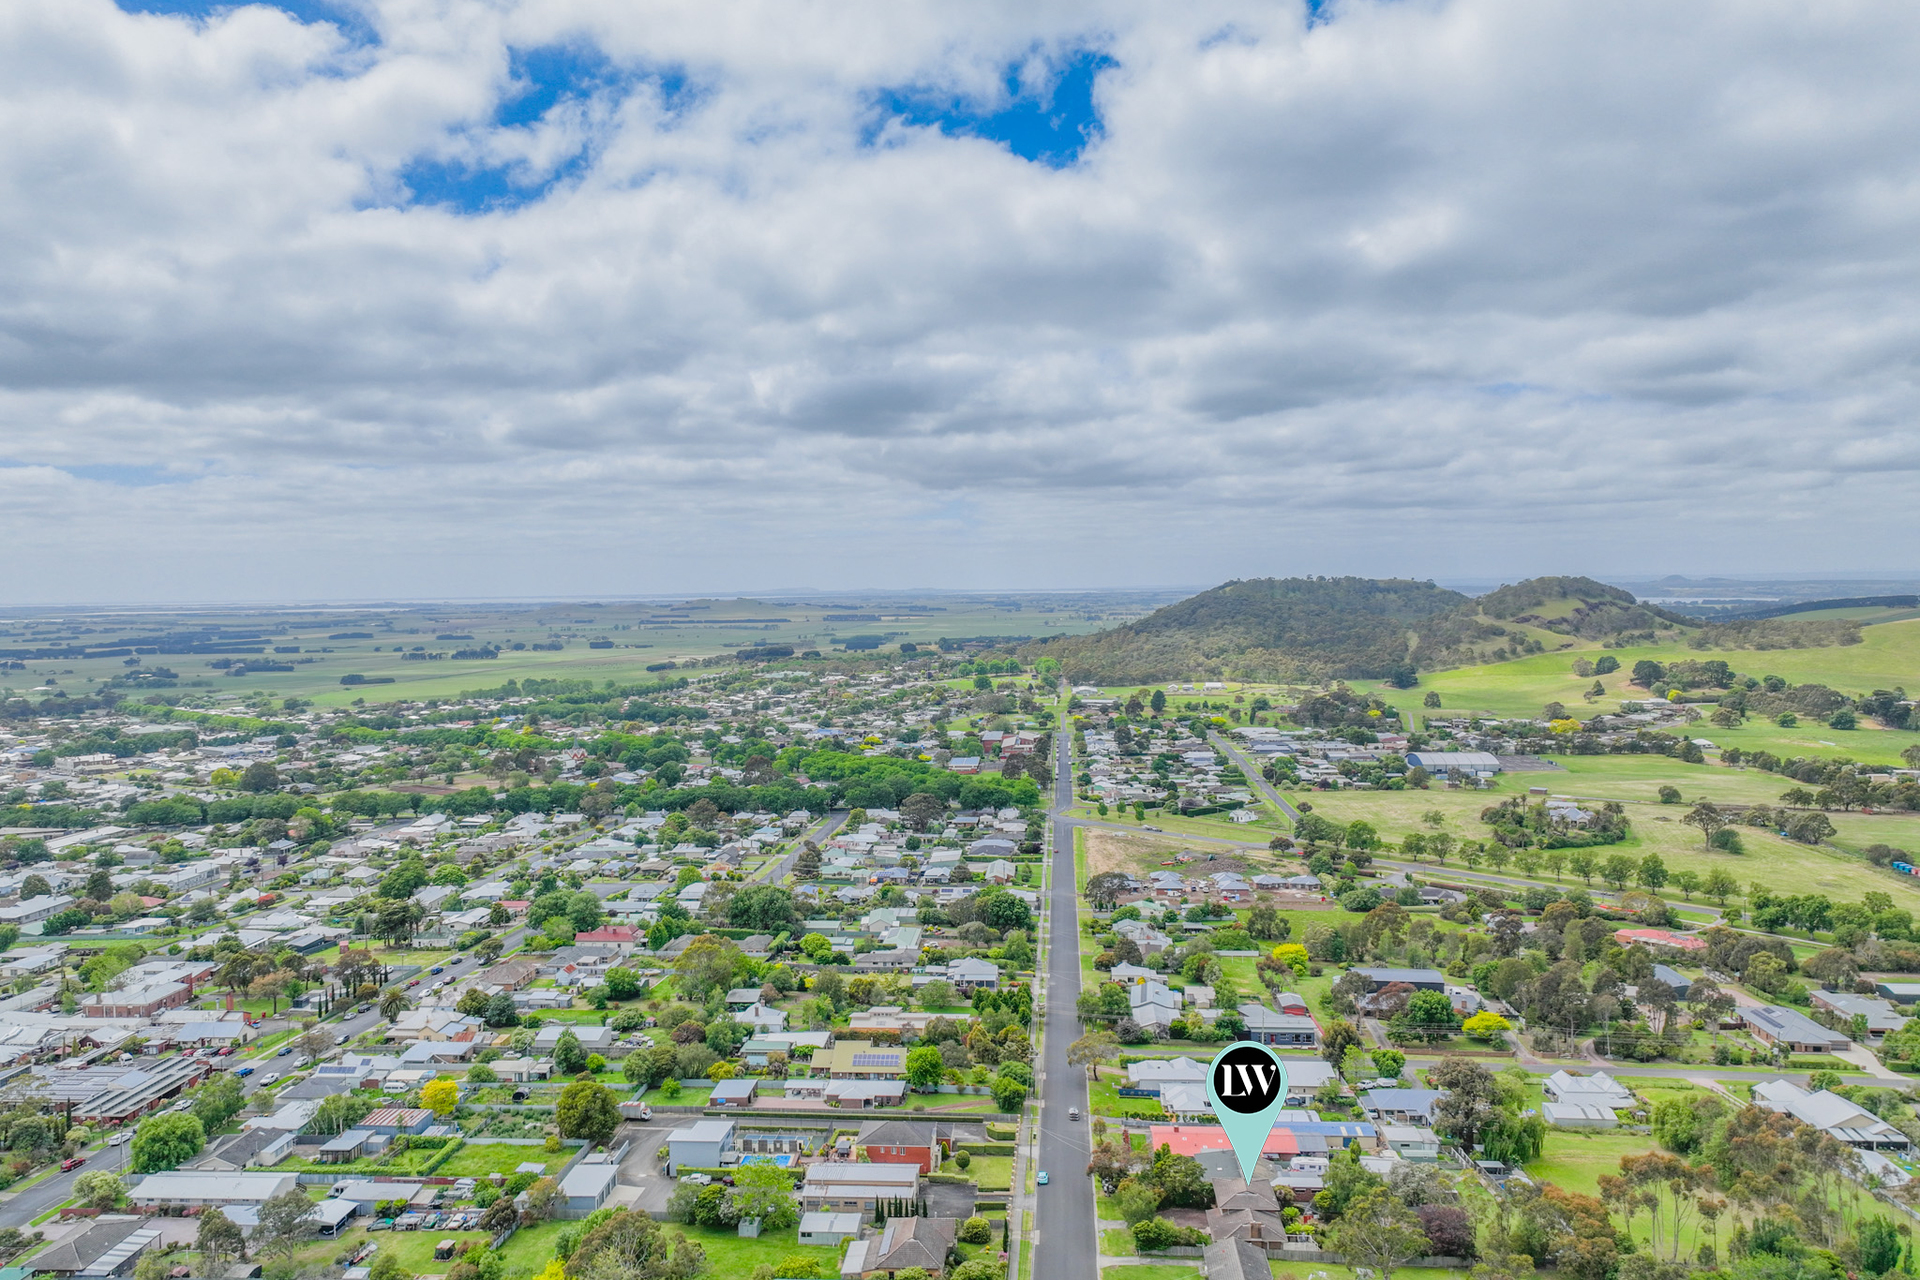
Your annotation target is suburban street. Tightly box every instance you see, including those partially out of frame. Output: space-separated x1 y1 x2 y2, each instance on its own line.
1032 723 1096 1280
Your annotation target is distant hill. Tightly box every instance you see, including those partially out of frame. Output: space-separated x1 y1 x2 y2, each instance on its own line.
1476 575 1695 638
1023 577 1481 685
1024 574 1702 685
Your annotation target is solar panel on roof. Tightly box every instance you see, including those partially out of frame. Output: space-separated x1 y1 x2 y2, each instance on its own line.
851 1053 901 1067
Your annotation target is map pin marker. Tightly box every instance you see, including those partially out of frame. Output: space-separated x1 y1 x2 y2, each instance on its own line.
1207 1041 1290 1186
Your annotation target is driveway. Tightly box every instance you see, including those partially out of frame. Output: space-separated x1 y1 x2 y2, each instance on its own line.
615 1120 676 1213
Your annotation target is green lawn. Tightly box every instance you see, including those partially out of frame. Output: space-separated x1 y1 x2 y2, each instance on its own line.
1524 1129 1661 1198
966 1155 1012 1191
432 1144 564 1178
1110 1267 1201 1280
674 1224 840 1275
1100 1228 1137 1257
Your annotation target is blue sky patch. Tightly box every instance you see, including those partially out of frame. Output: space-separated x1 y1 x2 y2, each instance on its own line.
112 0 377 45
872 47 1115 169
57 464 191 488
397 46 699 215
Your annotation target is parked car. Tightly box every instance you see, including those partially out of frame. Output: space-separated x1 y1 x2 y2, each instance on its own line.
1068 1108 1080 1121
276 1045 293 1057
107 1132 131 1147
1037 1171 1049 1185
335 1033 351 1045
429 966 444 975
235 1066 255 1078
680 1173 712 1186
259 1072 280 1086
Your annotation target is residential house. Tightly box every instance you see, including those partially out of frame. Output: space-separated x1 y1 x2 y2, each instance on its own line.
800 1161 922 1213
856 1119 945 1174
1753 1079 1913 1150
1742 1005 1852 1054
1543 1071 1634 1109
1204 1239 1278 1280
799 1212 864 1247
1124 1057 1208 1096
1811 990 1904 1040
23 1216 161 1277
1128 982 1183 1031
1350 967 1446 992
666 1120 736 1174
821 1041 908 1079
133 1172 300 1208
1382 1125 1442 1160
1543 1103 1618 1130
1236 1004 1319 1048
1360 1088 1442 1125
558 1162 620 1218
846 1215 957 1279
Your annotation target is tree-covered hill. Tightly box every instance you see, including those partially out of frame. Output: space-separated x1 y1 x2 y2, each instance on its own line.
1477 575 1694 639
1021 575 1728 686
1022 577 1487 685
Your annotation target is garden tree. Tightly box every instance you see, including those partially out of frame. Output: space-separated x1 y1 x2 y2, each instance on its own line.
556 1079 620 1146
190 1072 245 1132
1068 1031 1119 1076
130 1111 204 1173
1429 1059 1506 1151
729 1163 800 1230
990 1074 1028 1112
1801 946 1859 989
1566 851 1597 884
72 1170 123 1210
379 988 411 1022
1323 1188 1428 1280
422 1077 459 1117
900 793 947 832
1391 990 1459 1044
483 993 520 1027
566 1207 708 1280
1600 854 1635 890
255 1188 319 1259
904 1046 945 1090
917 980 959 1010
457 987 492 1017
1085 872 1132 911
312 1093 376 1136
726 886 796 933
673 935 748 1002
196 1209 246 1267
1857 1217 1903 1276
603 967 641 1001
523 1176 561 1224
1462 1012 1512 1043
553 1029 589 1076
1650 1094 1724 1155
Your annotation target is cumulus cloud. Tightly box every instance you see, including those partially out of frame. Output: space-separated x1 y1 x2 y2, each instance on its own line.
0 0 1917 599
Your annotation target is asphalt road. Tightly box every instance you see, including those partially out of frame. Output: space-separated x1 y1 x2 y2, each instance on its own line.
1032 728 1096 1280
1209 729 1301 820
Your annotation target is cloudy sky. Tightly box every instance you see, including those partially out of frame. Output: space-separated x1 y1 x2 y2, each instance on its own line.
2 0 1917 601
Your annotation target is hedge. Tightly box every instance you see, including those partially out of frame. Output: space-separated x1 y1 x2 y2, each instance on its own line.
954 1144 1016 1157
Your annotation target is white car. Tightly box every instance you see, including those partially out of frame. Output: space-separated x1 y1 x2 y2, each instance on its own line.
680 1173 713 1186
258 1072 280 1086
107 1132 132 1146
